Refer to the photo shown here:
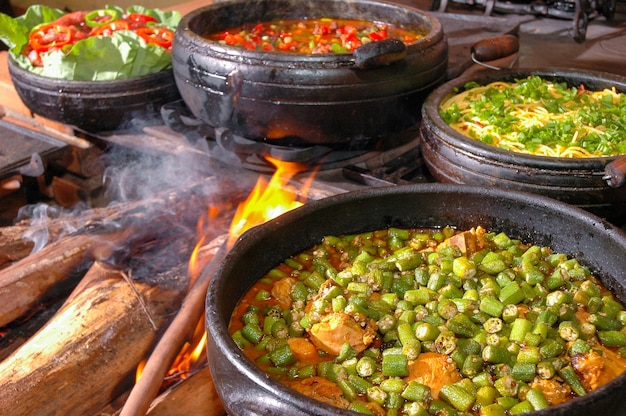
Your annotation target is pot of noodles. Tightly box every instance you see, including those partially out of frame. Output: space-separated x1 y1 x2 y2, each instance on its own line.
171 0 447 148
206 184 626 415
419 68 626 226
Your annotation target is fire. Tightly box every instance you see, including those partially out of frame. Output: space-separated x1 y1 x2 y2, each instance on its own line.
227 156 311 247
139 156 313 388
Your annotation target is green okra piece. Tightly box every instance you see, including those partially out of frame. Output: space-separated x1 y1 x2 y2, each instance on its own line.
516 346 541 364
461 354 483 377
401 381 431 402
509 318 533 343
509 400 534 414
475 385 498 407
536 361 556 379
448 312 480 337
347 374 372 394
336 378 357 401
598 330 626 347
439 383 475 412
558 366 586 396
404 287 431 305
415 322 440 342
588 313 623 331
241 323 264 344
356 356 377 377
403 402 428 416
382 354 409 377
428 399 459 416
231 329 252 350
501 304 519 324
494 375 519 397
479 403 506 416
482 344 511 364
367 385 387 405
539 338 565 358
525 388 550 411
499 282 525 305
558 320 580 342
453 255 477 279
380 377 406 394
480 296 505 318
268 343 296 367
511 362 536 382
348 401 375 415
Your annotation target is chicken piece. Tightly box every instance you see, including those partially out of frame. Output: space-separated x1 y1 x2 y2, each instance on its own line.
563 345 626 402
284 376 350 408
308 311 376 355
530 378 571 406
271 277 297 309
438 227 486 255
287 337 319 363
404 352 462 399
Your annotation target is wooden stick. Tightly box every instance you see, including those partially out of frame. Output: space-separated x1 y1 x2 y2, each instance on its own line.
120 234 228 416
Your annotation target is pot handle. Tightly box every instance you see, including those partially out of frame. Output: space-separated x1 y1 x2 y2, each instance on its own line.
471 35 520 70
353 38 407 69
603 155 626 188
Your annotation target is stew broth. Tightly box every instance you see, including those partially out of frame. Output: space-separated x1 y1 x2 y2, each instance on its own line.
206 17 422 53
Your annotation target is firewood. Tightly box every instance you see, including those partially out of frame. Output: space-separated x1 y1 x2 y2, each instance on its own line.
0 228 135 328
0 176 243 328
120 234 228 416
147 365 226 416
0 261 185 416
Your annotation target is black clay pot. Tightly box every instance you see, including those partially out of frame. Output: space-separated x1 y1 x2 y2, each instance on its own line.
206 183 626 416
419 67 626 225
8 56 181 132
172 0 447 148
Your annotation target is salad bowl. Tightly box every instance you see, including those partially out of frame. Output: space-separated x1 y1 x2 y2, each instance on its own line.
2 5 181 131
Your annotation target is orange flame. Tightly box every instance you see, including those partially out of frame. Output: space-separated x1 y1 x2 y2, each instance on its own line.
144 157 313 388
227 156 310 247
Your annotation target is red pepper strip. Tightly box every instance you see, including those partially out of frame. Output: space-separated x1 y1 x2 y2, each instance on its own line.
135 27 174 48
125 13 158 23
91 20 131 37
28 23 74 52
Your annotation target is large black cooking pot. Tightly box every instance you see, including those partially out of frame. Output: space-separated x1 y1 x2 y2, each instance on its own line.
8 56 180 131
206 184 626 416
172 0 447 148
419 67 626 225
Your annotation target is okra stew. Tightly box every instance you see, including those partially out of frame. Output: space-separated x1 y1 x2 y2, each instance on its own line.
229 226 626 415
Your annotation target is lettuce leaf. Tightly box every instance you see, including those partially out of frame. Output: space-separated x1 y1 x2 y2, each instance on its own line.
0 4 180 81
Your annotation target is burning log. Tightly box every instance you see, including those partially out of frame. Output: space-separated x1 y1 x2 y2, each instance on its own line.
0 260 185 416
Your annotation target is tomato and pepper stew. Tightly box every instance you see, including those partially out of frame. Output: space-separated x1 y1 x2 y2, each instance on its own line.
206 17 422 53
230 226 626 415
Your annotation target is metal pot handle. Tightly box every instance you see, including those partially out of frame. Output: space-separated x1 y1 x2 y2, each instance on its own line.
353 38 408 69
604 155 626 188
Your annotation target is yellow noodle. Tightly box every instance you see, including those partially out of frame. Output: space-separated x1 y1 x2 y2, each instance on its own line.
441 79 625 158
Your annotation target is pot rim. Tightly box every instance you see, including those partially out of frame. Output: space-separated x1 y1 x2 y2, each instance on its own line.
206 183 626 416
421 67 626 169
176 0 443 66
